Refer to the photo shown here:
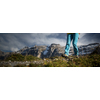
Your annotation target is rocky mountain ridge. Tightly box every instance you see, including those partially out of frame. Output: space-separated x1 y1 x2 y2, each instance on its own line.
16 43 65 58
0 43 100 60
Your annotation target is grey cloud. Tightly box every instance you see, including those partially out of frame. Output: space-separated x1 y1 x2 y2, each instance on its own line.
0 33 67 52
80 33 100 45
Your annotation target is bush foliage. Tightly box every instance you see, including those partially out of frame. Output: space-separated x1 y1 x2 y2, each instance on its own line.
5 54 41 61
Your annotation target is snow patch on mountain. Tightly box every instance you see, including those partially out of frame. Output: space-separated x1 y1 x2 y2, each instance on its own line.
43 46 49 55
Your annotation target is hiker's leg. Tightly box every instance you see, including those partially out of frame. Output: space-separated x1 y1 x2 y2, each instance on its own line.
73 33 79 55
65 34 72 56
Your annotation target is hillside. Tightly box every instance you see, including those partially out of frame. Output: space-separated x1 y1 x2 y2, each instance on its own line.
0 43 100 67
0 54 100 67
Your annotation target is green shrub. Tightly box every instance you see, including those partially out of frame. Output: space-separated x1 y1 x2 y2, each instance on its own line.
5 54 41 61
25 55 41 61
5 54 25 61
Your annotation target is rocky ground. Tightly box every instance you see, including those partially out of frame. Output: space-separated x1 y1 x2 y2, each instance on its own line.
0 56 73 67
0 60 43 67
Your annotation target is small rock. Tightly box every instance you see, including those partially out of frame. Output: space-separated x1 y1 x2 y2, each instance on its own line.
9 60 11 62
26 63 29 66
43 59 46 61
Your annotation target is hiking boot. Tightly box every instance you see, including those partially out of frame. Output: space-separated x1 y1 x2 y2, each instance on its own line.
76 55 79 58
61 54 69 58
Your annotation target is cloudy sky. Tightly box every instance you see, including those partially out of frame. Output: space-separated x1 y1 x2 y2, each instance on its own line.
0 33 100 52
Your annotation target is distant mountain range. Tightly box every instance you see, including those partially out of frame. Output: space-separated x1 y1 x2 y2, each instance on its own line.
0 43 100 60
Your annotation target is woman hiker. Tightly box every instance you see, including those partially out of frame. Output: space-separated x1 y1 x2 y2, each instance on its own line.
62 33 80 58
